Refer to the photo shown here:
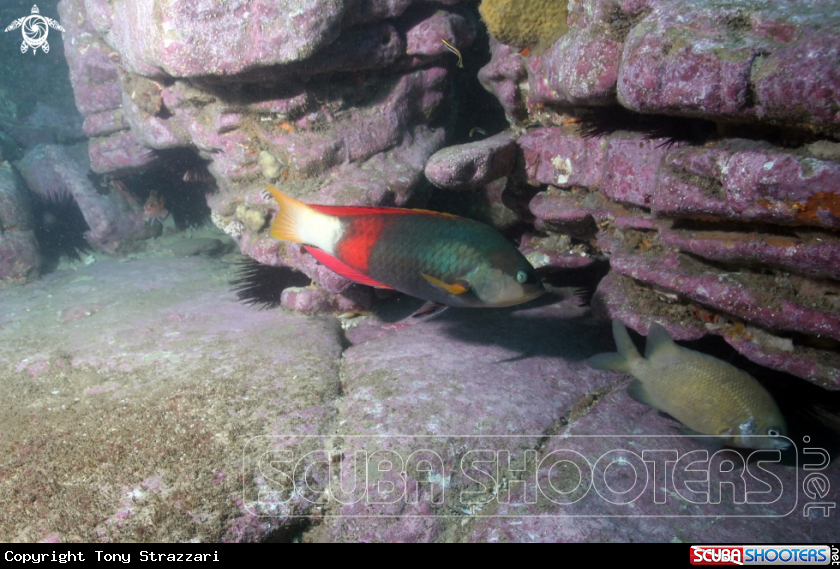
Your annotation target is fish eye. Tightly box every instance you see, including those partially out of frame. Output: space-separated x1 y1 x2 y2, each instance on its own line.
767 428 780 437
516 270 528 284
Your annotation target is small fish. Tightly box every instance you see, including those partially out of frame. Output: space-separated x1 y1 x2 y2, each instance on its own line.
266 184 544 318
588 320 790 450
143 190 169 225
441 39 463 69
469 127 487 138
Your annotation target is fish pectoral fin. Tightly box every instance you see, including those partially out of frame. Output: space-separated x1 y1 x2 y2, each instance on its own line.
420 273 470 295
382 302 449 331
407 301 450 322
738 416 757 436
626 380 658 408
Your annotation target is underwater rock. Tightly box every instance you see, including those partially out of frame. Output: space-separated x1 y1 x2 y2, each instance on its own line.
280 285 373 316
57 0 469 292
404 7 476 62
0 165 39 287
306 301 840 542
600 132 674 206
655 142 840 228
519 232 593 270
16 144 146 252
161 238 227 258
519 127 606 188
481 0 840 130
525 132 840 387
2 103 85 148
0 257 346 542
315 305 620 541
478 41 528 121
87 130 161 175
82 108 130 138
526 28 622 107
618 0 840 130
424 132 517 190
490 0 840 387
467 385 838 543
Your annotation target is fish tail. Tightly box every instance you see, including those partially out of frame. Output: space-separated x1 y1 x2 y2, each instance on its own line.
267 184 341 252
612 319 642 363
267 184 311 243
586 319 642 373
586 352 630 372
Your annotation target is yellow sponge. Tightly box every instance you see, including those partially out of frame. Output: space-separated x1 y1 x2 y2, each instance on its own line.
479 0 569 53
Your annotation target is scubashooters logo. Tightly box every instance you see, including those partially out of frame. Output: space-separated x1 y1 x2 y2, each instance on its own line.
690 545 833 565
4 5 65 55
242 435 815 518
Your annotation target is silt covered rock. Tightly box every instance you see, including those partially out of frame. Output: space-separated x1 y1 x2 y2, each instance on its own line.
0 164 39 287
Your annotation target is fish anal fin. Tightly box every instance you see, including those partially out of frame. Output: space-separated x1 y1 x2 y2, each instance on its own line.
420 273 470 295
304 246 394 289
626 379 659 408
645 322 678 360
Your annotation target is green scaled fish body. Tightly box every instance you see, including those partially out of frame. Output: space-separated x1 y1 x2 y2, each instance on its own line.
362 212 534 307
266 185 544 310
588 320 790 450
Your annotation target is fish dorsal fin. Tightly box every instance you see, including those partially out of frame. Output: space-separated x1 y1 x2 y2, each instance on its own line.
627 379 659 409
645 322 679 360
304 246 394 289
420 273 470 295
310 204 460 219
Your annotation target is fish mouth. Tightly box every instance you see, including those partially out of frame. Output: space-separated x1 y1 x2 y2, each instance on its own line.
525 288 546 302
490 287 545 307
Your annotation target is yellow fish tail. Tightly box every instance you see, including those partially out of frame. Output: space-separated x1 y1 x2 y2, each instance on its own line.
612 319 642 364
267 184 308 243
266 184 342 253
587 319 642 373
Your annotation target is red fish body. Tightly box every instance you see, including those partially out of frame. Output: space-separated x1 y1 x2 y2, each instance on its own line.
143 190 169 225
267 185 544 309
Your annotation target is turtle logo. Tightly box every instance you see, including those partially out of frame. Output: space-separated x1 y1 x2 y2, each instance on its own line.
4 5 65 55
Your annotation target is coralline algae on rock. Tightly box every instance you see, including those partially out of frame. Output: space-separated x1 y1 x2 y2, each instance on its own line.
58 0 475 312
475 0 840 388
